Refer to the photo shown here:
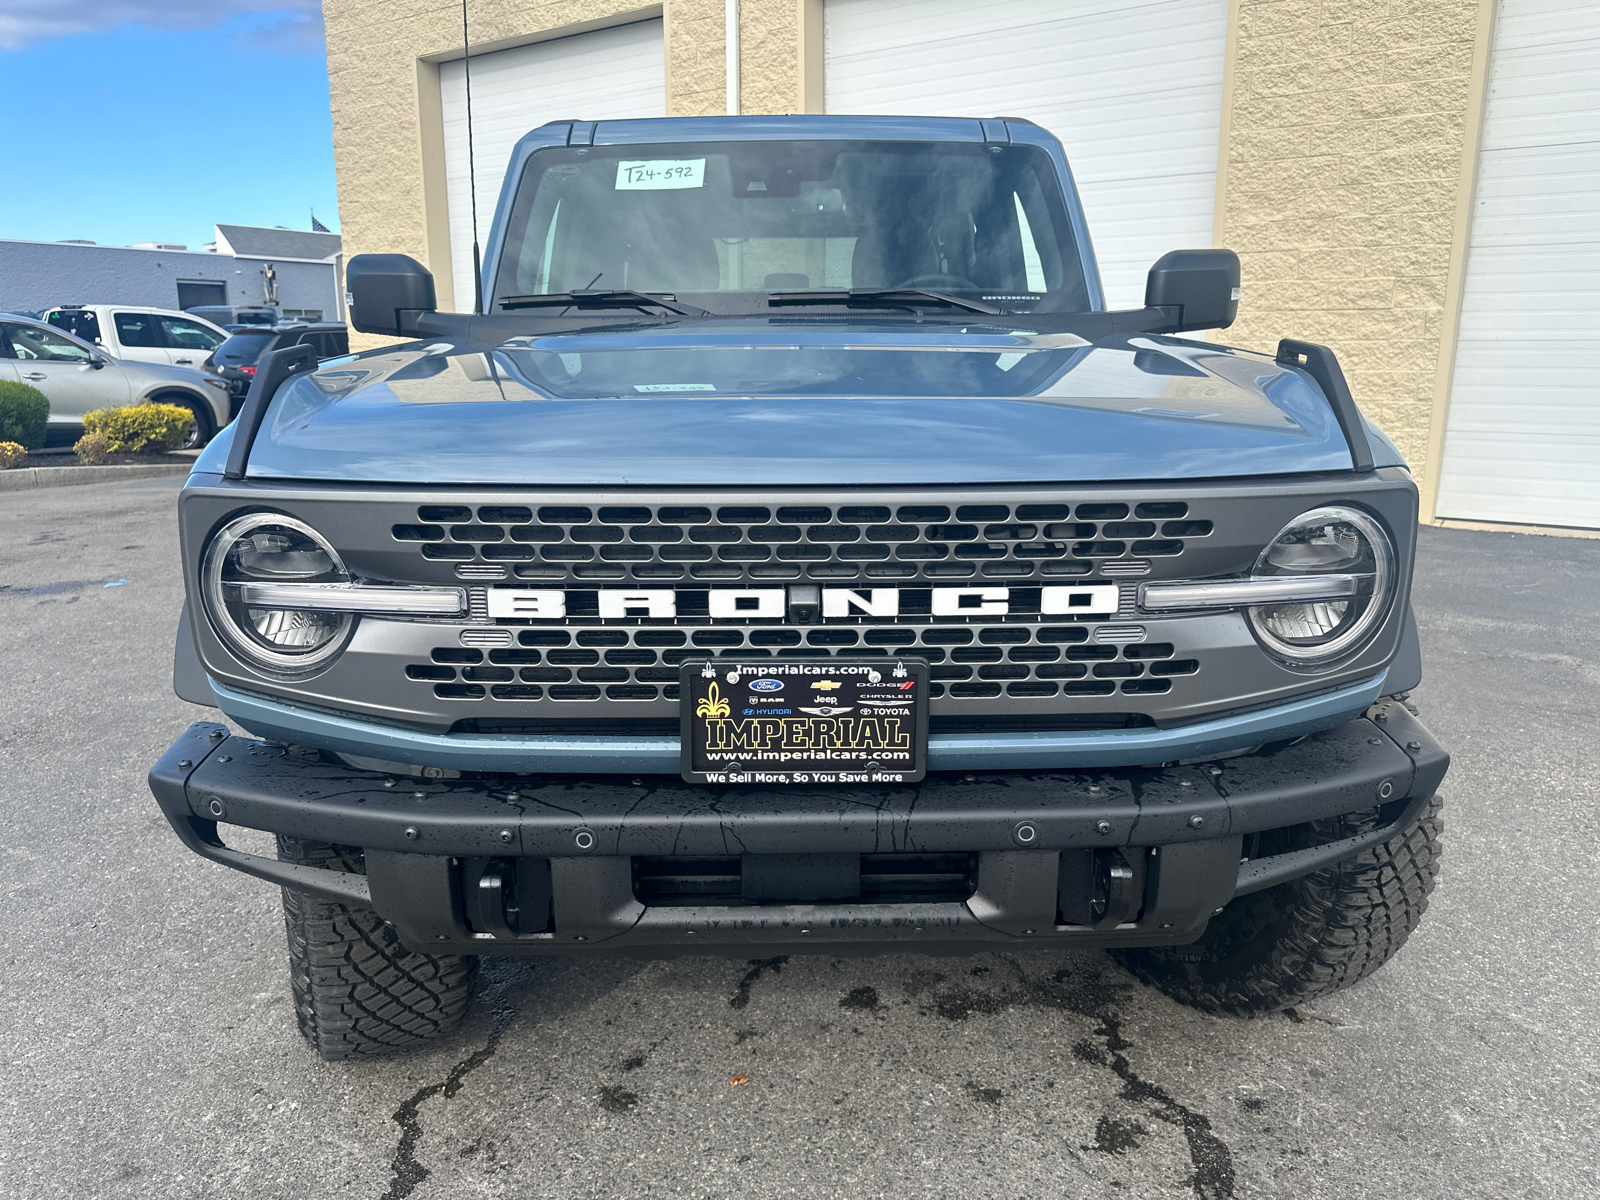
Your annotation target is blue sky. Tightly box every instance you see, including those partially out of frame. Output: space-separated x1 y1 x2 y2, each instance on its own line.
0 3 338 251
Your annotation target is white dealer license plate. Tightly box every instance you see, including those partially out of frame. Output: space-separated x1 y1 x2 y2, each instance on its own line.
680 659 930 786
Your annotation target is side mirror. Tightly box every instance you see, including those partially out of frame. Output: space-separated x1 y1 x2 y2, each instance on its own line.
346 253 437 337
88 354 108 369
1144 249 1240 333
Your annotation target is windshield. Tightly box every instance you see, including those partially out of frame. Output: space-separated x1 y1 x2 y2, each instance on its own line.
495 331 1091 399
490 140 1089 313
216 333 277 362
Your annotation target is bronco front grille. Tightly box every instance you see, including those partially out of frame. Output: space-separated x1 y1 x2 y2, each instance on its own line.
391 500 1211 584
403 620 1201 704
185 477 1416 735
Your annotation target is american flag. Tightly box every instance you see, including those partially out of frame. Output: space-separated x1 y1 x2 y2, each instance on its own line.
310 212 330 233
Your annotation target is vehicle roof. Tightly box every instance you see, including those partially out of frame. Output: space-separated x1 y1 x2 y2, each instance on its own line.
223 322 347 335
525 113 1037 148
48 303 222 317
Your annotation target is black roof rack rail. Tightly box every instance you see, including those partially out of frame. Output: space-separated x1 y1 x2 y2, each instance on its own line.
222 341 318 480
1275 339 1375 474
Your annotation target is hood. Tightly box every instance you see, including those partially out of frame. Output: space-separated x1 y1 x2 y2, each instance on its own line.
219 324 1387 486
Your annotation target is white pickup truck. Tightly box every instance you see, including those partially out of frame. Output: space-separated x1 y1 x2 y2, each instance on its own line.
43 305 229 371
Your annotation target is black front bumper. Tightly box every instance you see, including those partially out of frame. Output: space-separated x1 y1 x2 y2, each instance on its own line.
148 701 1447 957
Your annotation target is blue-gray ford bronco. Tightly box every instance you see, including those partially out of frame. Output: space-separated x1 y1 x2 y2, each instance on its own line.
149 115 1448 1060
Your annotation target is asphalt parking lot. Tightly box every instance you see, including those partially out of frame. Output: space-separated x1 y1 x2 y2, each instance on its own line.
3 475 1598 1200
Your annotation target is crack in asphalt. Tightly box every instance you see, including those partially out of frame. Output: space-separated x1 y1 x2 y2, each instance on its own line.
378 999 518 1200
1073 1015 1236 1200
728 956 788 1009
920 959 1236 1199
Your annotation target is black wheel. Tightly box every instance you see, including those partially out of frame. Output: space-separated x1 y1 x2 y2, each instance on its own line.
161 394 216 450
278 836 478 1061
1116 796 1443 1014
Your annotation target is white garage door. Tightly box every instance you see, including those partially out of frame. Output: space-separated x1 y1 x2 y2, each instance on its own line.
823 0 1228 310
440 20 665 311
1434 1 1600 529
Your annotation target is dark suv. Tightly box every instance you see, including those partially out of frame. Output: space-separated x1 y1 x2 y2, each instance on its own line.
205 323 350 413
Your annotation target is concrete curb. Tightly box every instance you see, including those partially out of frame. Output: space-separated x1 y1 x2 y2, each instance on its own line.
0 462 191 492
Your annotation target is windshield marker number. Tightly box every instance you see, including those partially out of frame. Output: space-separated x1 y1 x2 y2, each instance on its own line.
616 159 706 190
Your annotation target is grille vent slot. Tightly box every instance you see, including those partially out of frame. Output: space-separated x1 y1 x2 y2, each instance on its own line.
406 622 1196 704
632 853 979 907
396 501 1209 583
459 628 513 648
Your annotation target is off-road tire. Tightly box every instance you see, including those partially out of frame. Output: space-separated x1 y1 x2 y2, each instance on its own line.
278 836 477 1060
1116 795 1443 1014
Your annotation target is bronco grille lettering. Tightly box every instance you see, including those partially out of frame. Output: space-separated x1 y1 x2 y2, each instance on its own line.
482 583 1119 622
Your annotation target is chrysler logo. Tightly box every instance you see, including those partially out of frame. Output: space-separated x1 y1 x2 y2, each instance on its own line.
483 584 1121 621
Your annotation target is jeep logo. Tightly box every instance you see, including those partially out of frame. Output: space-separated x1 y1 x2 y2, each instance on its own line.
483 585 1121 621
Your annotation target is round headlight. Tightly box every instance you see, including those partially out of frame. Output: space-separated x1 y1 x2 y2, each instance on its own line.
203 513 352 672
1247 506 1395 666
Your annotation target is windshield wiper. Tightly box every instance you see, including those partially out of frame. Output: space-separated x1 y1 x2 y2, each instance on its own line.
766 288 1000 315
499 290 707 316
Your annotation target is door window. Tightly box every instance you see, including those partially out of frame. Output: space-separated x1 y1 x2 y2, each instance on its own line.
48 309 102 343
157 315 225 351
114 312 163 348
3 323 96 362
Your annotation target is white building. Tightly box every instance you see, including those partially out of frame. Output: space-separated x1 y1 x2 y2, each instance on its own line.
0 224 344 320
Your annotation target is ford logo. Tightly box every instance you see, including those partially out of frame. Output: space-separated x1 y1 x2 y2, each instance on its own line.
749 679 784 692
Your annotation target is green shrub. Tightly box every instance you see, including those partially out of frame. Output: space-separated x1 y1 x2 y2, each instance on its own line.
82 402 193 453
74 430 110 464
0 440 27 469
0 381 49 450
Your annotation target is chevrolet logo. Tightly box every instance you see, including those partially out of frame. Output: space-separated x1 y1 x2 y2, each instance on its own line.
483 585 1121 621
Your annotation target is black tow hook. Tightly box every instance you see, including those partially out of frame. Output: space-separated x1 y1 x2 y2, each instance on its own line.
1093 850 1144 929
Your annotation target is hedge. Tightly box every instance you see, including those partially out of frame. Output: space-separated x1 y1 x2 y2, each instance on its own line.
74 430 110 465
0 380 49 450
82 402 194 453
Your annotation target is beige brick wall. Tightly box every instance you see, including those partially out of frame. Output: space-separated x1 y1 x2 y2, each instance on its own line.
325 0 1493 499
1219 0 1492 489
666 0 727 116
323 0 728 343
737 0 822 114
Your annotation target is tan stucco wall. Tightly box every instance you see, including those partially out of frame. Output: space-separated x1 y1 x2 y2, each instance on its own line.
1217 0 1494 497
325 0 1493 490
323 0 728 345
737 0 823 114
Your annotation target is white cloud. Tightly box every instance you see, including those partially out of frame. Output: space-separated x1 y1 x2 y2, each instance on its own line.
232 10 326 56
0 1 323 52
